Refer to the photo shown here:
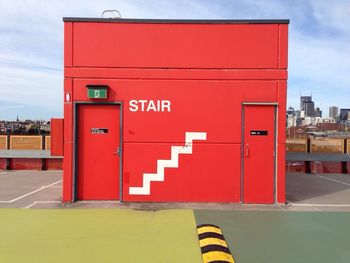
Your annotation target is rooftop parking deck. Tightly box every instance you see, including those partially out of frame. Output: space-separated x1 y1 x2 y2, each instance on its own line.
0 170 349 211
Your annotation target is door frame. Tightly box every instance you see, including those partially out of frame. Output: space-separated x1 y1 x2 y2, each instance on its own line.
73 101 123 202
241 102 278 204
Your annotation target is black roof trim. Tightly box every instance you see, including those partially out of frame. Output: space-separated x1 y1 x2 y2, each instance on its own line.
63 17 289 24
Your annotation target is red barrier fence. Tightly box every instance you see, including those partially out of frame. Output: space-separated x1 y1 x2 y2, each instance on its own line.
286 138 349 174
0 135 62 170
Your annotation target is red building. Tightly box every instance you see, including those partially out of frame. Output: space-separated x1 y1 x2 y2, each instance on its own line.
59 18 289 204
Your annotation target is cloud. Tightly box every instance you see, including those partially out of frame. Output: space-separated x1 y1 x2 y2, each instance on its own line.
310 0 350 34
0 105 23 110
0 0 349 119
287 0 350 112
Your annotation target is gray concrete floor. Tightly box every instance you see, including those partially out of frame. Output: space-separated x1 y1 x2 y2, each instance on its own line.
0 170 349 211
0 170 62 208
286 172 350 211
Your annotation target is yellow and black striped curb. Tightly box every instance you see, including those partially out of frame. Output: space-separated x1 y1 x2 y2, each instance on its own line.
197 224 235 263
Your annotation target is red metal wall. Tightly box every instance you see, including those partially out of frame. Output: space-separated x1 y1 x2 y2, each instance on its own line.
46 159 63 170
50 118 64 156
63 19 288 203
0 158 6 170
10 159 42 170
72 23 281 69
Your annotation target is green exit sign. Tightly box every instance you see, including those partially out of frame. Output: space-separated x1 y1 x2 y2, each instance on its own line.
87 85 108 99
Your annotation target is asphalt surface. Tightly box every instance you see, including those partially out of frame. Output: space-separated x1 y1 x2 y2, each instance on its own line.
1 170 349 211
0 170 62 208
286 172 350 211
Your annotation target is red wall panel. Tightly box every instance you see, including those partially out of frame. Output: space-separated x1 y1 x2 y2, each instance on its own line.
277 144 286 203
73 23 279 69
278 24 289 69
62 78 73 202
10 159 42 170
63 142 73 202
73 79 278 144
347 162 350 174
0 158 6 170
64 78 73 142
286 161 306 173
64 22 73 67
50 118 64 156
310 162 342 174
65 68 287 80
46 159 63 170
123 143 241 202
277 81 287 143
322 162 342 173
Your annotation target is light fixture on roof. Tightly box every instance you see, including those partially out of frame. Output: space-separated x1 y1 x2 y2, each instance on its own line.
102 10 122 19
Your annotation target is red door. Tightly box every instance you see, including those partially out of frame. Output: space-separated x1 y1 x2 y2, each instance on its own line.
77 104 120 200
243 105 275 204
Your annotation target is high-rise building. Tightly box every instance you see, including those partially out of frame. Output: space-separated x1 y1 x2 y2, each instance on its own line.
304 101 315 117
286 106 295 115
329 106 338 119
339 109 350 122
315 107 322 117
300 96 312 111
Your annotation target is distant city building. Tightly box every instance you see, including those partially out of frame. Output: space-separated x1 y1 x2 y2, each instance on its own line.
320 117 336 123
304 101 315 117
339 109 350 122
300 95 315 117
287 95 338 128
315 107 322 118
286 107 296 128
329 106 338 119
286 106 295 115
300 96 312 111
295 117 303 126
287 116 297 128
287 97 350 137
0 120 50 135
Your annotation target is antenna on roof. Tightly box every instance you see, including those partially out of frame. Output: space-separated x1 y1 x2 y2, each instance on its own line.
102 10 122 19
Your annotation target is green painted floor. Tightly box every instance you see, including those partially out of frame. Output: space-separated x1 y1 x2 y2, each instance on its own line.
194 210 350 263
0 209 202 263
1 209 349 263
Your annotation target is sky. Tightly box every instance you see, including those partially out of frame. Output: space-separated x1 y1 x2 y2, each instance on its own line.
0 0 349 120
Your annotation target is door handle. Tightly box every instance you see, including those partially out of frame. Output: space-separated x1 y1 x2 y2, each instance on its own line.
113 147 120 156
245 144 249 157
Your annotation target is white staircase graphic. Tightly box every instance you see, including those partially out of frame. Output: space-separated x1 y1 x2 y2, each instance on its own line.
129 132 207 195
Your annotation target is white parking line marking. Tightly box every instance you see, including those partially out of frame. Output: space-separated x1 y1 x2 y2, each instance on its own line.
79 200 120 203
24 200 122 209
289 203 321 211
316 175 350 186
25 201 61 209
290 203 350 207
0 180 62 203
